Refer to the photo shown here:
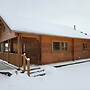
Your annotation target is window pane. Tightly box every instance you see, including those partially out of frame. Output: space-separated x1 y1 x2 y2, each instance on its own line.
53 42 60 51
65 42 68 50
1 43 4 52
61 42 64 50
5 43 9 52
83 43 87 50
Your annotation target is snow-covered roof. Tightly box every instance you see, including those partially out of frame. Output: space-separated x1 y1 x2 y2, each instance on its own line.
1 15 90 39
0 0 90 39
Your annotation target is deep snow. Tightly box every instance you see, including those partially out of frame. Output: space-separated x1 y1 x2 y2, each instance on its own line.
0 59 90 90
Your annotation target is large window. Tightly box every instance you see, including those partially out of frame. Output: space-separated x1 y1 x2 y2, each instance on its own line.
52 42 68 52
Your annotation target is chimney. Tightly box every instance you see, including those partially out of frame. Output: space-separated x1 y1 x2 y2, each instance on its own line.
74 25 76 30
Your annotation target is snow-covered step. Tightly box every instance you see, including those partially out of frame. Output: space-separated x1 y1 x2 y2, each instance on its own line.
33 73 46 77
31 70 46 77
30 69 44 74
30 67 46 77
31 67 41 71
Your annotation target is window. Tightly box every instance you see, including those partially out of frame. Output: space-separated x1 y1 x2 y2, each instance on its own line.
83 43 88 50
61 42 64 50
5 43 9 52
53 42 60 51
64 42 68 50
52 42 68 52
61 42 68 51
0 43 5 52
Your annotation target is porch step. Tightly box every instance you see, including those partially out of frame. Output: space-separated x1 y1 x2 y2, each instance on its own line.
31 67 41 71
30 69 44 74
30 67 46 77
34 73 46 77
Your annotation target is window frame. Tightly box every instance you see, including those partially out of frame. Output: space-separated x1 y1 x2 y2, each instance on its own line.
52 41 68 52
83 43 88 50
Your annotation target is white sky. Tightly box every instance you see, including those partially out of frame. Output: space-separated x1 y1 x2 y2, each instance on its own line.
0 0 90 34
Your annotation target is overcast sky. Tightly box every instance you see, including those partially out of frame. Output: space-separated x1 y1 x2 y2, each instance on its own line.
0 0 90 34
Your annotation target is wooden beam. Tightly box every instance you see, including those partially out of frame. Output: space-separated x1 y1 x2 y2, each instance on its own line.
72 38 75 61
17 34 22 68
39 35 42 65
7 40 10 62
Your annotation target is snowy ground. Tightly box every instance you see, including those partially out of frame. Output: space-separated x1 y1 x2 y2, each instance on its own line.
0 59 90 90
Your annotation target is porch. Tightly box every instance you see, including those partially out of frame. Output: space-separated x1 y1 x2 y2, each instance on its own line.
0 36 41 67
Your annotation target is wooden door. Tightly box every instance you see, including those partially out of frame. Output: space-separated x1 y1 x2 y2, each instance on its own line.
22 38 40 64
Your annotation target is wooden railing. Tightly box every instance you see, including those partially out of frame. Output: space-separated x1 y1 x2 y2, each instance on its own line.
22 53 30 76
0 52 23 67
0 52 31 76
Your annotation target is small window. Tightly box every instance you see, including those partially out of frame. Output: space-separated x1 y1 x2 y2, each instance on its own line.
61 42 68 51
83 43 87 50
53 42 60 51
5 43 9 52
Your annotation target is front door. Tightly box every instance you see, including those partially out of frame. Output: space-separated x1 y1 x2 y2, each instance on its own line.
22 37 40 64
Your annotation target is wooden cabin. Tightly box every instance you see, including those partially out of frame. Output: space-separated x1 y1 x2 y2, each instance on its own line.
0 16 90 67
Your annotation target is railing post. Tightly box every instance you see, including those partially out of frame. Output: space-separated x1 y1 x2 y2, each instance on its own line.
22 53 26 72
27 58 30 77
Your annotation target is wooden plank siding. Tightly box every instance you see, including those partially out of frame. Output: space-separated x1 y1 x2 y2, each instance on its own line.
40 35 73 64
40 35 90 64
74 39 90 60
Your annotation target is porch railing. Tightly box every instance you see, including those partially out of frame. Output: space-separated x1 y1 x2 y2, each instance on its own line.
0 52 23 67
0 52 31 76
22 53 30 76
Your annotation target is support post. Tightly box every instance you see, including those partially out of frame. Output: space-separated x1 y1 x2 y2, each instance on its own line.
72 38 75 61
27 58 30 77
7 40 10 63
17 34 22 70
3 42 5 60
